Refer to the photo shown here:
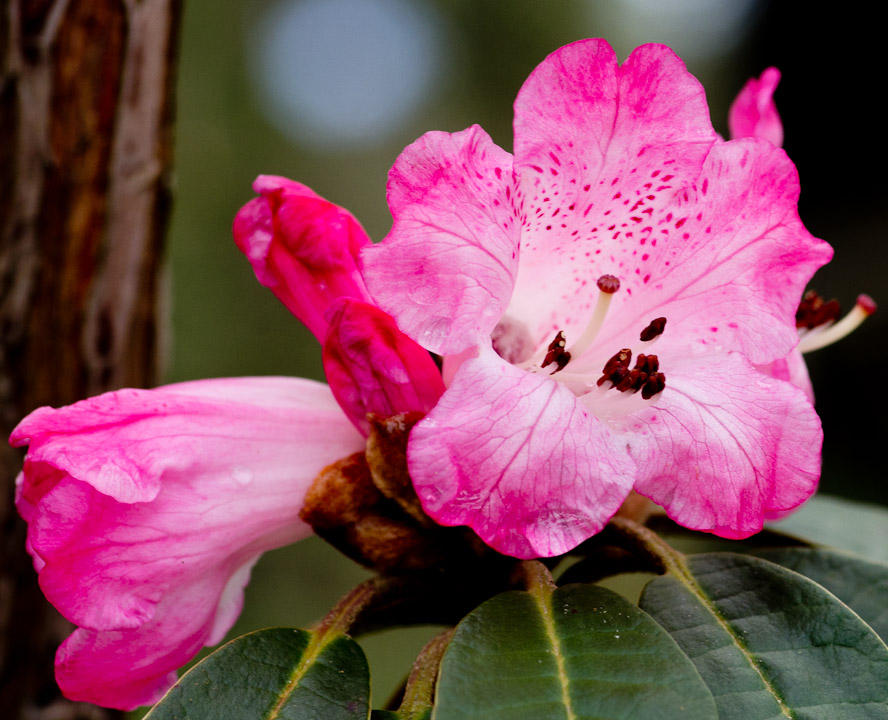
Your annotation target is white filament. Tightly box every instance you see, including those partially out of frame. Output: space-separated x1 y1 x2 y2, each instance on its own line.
566 290 616 359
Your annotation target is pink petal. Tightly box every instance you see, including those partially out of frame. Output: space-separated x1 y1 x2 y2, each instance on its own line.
12 377 363 709
757 349 814 404
620 353 821 538
55 557 260 711
728 67 783 147
322 298 445 435
233 175 372 341
582 139 833 366
408 347 635 558
509 40 717 346
361 126 519 355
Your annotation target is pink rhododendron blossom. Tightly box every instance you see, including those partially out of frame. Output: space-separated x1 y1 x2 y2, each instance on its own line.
362 39 832 558
12 377 364 710
729 66 783 147
729 70 876 404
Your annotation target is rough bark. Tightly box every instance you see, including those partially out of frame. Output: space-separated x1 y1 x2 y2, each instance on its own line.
0 0 181 716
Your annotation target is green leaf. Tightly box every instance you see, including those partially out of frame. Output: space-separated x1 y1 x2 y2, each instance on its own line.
144 627 369 720
640 552 888 719
769 494 888 563
755 548 888 641
434 579 717 719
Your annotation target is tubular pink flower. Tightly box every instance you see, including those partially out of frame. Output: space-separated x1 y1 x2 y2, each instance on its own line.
11 377 364 710
728 66 784 147
362 40 831 558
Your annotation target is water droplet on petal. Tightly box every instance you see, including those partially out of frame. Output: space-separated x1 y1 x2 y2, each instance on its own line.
232 467 253 486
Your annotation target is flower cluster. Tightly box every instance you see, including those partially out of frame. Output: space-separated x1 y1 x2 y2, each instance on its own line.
11 39 844 709
12 179 441 709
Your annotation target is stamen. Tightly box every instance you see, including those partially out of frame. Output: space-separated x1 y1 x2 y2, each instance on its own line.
642 372 666 399
596 348 632 387
541 330 571 373
640 317 667 341
595 348 665 399
567 274 620 358
796 290 841 330
797 294 876 353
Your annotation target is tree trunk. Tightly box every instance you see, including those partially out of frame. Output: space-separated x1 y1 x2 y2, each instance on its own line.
0 0 181 716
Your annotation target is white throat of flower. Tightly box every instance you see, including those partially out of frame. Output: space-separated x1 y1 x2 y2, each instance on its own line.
520 274 668 409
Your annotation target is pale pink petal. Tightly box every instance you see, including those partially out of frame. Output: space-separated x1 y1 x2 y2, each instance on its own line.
12 377 363 709
757 349 814 404
618 353 821 538
233 175 372 341
408 347 636 558
361 126 519 355
728 67 783 147
509 40 717 346
566 139 832 368
322 298 445 435
617 139 828 364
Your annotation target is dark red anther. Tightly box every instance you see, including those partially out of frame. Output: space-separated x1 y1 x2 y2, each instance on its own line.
541 330 571 373
596 274 621 294
633 353 659 373
598 365 629 387
596 348 664 397
596 348 632 386
639 317 667 341
602 348 632 372
796 290 841 330
642 372 666 399
616 369 647 393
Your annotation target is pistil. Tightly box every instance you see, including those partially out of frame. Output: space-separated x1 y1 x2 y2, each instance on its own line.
566 274 621 359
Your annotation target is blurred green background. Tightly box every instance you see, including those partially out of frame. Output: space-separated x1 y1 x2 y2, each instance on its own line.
146 0 886 711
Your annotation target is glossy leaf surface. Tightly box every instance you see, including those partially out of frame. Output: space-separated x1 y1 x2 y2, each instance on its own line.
434 582 717 719
144 627 369 719
756 547 888 640
641 553 888 719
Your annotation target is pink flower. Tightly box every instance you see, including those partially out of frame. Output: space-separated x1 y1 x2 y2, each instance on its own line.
361 40 832 558
728 69 877 405
12 179 443 709
12 378 364 710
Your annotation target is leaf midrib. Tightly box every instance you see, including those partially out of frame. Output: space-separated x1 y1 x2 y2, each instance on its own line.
671 556 795 720
265 630 332 720
528 583 576 720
